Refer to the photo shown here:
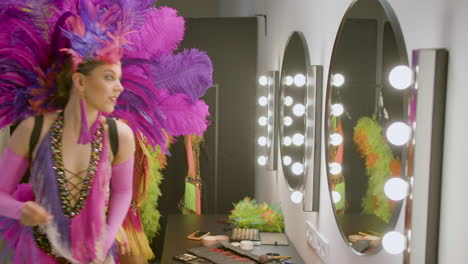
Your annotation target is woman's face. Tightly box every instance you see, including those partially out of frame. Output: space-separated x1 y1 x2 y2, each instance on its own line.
80 63 124 113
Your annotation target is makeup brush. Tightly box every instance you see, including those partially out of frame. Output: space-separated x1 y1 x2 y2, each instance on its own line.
259 255 292 263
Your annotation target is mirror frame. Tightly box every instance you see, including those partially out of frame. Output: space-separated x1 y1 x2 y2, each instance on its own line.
323 0 409 255
278 31 311 191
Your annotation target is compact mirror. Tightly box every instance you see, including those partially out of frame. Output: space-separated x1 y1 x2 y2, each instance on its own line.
279 32 310 191
325 0 408 254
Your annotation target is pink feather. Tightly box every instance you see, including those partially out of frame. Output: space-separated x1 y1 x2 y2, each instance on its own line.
126 7 185 59
157 91 210 137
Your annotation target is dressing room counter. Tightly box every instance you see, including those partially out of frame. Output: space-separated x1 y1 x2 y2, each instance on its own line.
161 214 305 264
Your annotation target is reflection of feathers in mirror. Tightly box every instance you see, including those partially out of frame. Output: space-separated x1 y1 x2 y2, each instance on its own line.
353 117 401 223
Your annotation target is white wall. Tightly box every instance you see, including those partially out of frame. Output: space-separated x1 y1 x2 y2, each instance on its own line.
254 0 468 263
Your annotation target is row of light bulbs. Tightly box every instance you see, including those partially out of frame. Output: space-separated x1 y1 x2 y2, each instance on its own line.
257 75 271 167
329 65 413 255
258 73 309 205
282 73 307 205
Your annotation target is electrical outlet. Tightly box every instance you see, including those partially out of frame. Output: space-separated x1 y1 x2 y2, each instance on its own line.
306 221 328 263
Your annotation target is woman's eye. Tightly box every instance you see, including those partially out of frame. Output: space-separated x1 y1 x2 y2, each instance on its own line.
105 75 115 80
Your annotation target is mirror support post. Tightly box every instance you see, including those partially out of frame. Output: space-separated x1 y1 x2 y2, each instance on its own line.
303 65 323 212
405 49 448 264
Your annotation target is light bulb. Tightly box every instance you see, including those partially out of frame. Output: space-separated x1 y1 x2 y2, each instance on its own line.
386 122 411 146
382 232 407 255
331 104 344 116
332 191 341 204
283 156 292 166
292 104 306 117
257 156 267 166
258 96 268 106
258 75 268 86
284 96 294 106
330 133 343 146
283 136 292 146
284 116 293 126
294 73 306 87
384 178 409 201
257 136 267 146
258 116 268 126
292 133 305 146
389 65 413 90
332 73 345 87
285 76 294 86
329 162 342 175
291 191 303 204
291 162 304 175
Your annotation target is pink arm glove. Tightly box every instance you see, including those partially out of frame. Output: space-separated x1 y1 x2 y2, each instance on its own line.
0 148 29 220
104 157 134 253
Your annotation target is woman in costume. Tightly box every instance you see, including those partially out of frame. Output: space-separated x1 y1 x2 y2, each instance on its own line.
0 0 212 263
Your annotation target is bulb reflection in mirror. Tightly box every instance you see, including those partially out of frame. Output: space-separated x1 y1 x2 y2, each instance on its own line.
258 96 268 106
389 65 413 90
291 162 304 175
331 103 344 117
293 104 306 116
258 75 268 86
384 178 409 201
382 231 407 255
332 73 345 87
284 116 293 126
258 116 268 126
291 191 303 204
257 156 267 166
332 191 341 204
330 133 343 146
285 76 294 86
257 136 267 146
283 156 292 166
386 122 411 146
284 96 294 106
283 136 292 146
294 73 306 87
292 133 305 146
329 162 342 175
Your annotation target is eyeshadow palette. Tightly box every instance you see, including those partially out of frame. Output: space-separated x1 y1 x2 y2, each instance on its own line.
231 228 260 241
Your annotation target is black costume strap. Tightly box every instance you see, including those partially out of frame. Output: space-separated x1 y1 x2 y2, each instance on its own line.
29 115 43 161
20 115 43 183
106 117 119 157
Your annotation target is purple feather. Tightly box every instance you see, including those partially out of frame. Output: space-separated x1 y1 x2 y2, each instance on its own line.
151 49 213 103
31 135 72 250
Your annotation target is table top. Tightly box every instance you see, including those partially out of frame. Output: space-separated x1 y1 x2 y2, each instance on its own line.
161 214 305 264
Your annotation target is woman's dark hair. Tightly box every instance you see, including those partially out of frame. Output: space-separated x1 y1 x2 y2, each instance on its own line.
55 59 104 107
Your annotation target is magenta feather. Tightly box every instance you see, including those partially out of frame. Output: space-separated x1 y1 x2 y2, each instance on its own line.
157 90 210 136
125 7 185 59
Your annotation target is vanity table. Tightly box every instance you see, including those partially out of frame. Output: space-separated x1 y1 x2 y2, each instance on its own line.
161 214 305 264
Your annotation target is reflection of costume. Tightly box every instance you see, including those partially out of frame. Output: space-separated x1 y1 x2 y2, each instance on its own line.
0 0 212 262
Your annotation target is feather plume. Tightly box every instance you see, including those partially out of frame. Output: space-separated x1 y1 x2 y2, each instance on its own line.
125 7 185 59
157 91 210 136
151 49 213 103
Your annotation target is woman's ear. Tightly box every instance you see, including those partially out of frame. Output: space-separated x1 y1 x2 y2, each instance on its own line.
72 72 86 97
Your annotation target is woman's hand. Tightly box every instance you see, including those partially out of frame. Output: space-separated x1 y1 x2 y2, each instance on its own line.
20 201 53 226
116 227 131 256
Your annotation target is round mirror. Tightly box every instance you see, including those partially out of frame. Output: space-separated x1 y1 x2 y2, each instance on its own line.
325 0 409 254
279 32 310 191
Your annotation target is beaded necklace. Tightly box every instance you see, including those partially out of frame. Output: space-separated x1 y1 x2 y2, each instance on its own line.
33 112 104 262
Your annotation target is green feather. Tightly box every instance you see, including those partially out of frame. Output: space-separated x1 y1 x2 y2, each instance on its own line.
140 145 164 240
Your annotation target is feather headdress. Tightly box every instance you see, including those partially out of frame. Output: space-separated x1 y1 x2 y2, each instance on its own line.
0 0 213 149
